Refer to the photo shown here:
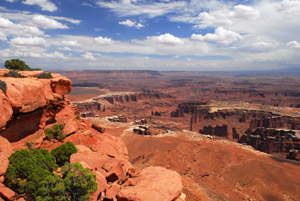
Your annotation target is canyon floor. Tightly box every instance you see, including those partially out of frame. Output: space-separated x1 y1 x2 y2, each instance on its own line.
64 70 300 201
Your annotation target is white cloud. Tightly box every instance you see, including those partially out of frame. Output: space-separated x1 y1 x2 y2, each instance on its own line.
5 0 17 2
58 47 72 51
231 5 261 20
119 19 144 28
147 33 184 45
251 41 276 49
82 52 96 60
59 40 81 47
0 17 15 28
32 15 68 29
23 0 58 12
191 27 242 44
94 36 114 45
46 51 67 59
10 36 48 47
0 17 44 40
276 0 300 16
96 0 186 18
287 40 300 48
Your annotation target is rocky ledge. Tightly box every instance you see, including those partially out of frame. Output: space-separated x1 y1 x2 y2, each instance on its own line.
0 70 184 201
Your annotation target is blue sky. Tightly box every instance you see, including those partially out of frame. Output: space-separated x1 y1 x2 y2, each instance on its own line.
0 0 300 71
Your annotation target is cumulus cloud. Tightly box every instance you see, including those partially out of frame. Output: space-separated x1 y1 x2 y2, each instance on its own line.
94 36 114 45
191 27 242 44
82 52 96 60
0 17 44 40
186 4 261 29
287 40 300 48
10 36 48 47
119 19 144 28
23 0 58 12
32 15 68 29
231 5 261 20
147 33 183 45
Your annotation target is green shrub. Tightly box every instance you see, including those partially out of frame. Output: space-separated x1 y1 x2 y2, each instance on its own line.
4 149 58 195
76 115 81 120
4 70 24 78
37 71 52 79
62 163 97 201
4 148 96 201
4 59 32 71
0 80 7 93
45 124 66 141
51 142 78 166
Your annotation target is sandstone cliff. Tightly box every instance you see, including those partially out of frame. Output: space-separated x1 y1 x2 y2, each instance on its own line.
0 70 184 201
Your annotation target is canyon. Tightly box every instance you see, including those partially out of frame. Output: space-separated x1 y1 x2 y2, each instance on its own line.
1 69 300 200
0 69 184 201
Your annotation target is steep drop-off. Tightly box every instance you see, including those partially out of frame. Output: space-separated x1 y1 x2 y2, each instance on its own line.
0 70 184 201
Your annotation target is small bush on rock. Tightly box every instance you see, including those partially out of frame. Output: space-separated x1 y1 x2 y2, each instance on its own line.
4 70 24 78
0 80 7 93
45 124 66 141
37 71 52 79
51 141 78 166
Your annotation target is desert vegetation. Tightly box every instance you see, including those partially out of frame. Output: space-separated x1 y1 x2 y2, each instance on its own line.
45 124 66 141
0 80 7 93
4 142 97 201
4 59 33 71
37 71 53 79
3 70 24 78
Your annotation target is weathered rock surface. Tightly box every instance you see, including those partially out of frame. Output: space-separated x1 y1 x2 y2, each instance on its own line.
50 76 72 95
0 73 72 141
117 166 183 201
0 91 13 128
4 78 54 113
0 136 13 176
0 183 16 201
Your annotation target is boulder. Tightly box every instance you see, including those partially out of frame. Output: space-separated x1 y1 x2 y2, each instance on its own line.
55 104 76 124
104 183 121 199
70 145 131 182
3 78 54 113
0 90 13 128
90 171 108 201
50 76 72 95
91 134 129 160
92 122 105 133
62 120 78 136
0 183 16 201
117 166 183 201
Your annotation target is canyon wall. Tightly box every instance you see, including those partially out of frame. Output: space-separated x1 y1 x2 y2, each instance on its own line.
171 101 300 158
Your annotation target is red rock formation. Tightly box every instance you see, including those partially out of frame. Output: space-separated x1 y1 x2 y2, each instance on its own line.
0 91 13 128
0 74 72 141
0 136 12 176
118 166 183 201
0 72 185 201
